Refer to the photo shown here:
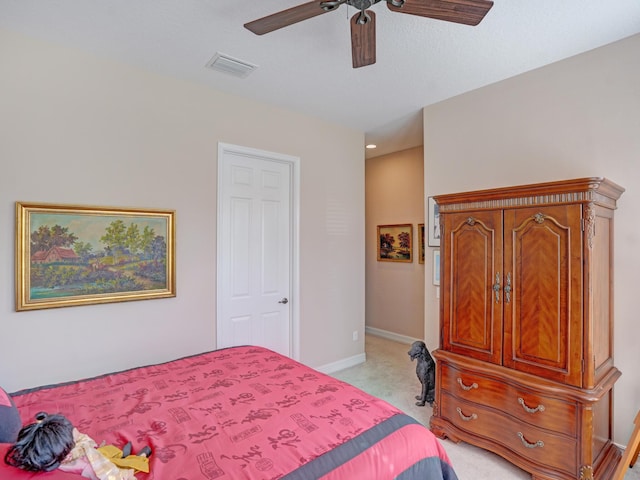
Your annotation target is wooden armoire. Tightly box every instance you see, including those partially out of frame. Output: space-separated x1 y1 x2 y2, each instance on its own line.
429 178 624 480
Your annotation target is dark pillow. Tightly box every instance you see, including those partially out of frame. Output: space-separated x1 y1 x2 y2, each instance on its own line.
0 387 21 443
0 444 79 479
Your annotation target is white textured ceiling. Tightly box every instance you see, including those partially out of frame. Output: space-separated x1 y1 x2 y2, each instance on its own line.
1 0 639 158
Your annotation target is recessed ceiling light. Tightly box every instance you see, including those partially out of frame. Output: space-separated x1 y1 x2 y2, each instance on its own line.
366 144 377 149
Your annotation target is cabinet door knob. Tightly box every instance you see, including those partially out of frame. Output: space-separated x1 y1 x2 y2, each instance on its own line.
278 298 289 304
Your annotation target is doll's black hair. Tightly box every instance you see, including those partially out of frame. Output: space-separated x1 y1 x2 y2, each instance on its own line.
3 412 75 472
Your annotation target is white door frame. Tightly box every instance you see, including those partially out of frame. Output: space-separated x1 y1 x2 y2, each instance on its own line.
216 142 300 360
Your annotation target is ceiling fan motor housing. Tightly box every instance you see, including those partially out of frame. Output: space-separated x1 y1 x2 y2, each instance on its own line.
322 0 404 10
348 0 381 9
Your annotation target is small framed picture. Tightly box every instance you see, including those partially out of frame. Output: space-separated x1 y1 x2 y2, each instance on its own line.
418 223 425 264
377 224 413 263
433 250 441 285
428 196 440 247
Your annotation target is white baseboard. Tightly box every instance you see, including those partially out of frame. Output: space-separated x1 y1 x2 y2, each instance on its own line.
315 352 366 375
365 326 421 345
314 327 420 374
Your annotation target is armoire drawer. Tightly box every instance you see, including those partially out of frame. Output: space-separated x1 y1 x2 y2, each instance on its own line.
440 392 578 476
440 363 577 436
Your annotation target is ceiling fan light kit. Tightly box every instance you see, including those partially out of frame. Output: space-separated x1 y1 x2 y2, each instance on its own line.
245 0 494 68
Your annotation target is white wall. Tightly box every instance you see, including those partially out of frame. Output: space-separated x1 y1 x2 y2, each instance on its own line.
0 29 365 392
423 34 640 445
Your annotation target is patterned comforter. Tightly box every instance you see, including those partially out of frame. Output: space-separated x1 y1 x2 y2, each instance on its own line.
10 346 458 480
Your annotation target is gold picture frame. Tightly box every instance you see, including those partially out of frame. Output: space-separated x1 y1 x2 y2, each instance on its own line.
16 202 176 311
418 223 425 264
377 224 413 263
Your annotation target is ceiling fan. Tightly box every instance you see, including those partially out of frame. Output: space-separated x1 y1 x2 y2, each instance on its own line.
244 0 494 68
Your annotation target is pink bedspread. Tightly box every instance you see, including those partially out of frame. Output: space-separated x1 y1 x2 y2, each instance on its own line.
10 346 457 479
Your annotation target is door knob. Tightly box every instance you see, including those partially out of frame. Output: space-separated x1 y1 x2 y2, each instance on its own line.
278 298 289 304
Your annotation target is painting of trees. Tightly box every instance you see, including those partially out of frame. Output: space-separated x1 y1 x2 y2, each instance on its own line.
31 225 78 252
377 224 413 262
16 203 175 311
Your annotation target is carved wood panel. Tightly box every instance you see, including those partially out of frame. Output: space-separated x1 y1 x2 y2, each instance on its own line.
443 210 502 364
503 205 583 387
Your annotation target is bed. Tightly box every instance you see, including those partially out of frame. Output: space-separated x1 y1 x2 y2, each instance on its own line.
4 345 458 479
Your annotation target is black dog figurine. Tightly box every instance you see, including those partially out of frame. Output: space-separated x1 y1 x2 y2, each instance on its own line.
408 340 436 407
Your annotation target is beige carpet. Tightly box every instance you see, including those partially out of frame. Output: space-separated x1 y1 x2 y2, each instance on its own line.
331 334 639 480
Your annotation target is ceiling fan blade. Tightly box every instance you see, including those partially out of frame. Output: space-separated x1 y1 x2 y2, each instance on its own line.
351 10 376 68
245 1 334 35
387 0 493 26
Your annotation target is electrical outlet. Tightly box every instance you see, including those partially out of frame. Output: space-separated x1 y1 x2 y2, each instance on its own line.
352 331 358 341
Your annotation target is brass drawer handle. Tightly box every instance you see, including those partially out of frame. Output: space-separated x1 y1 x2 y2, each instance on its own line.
457 378 478 391
517 432 544 449
456 407 478 422
518 397 545 414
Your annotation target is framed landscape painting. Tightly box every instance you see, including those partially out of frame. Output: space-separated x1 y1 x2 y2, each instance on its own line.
16 202 176 311
377 224 413 263
418 223 425 264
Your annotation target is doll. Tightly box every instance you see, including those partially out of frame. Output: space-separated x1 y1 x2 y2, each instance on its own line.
4 412 151 480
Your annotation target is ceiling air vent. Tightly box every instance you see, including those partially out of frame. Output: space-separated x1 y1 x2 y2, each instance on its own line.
205 53 257 78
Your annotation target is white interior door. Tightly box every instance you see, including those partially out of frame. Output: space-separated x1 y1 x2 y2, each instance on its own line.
217 143 298 357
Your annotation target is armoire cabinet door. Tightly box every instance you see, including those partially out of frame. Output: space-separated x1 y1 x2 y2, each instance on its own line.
502 205 584 387
442 210 503 364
